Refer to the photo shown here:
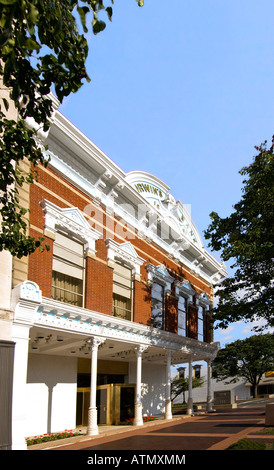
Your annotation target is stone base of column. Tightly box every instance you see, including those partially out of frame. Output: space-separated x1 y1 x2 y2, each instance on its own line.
165 399 173 420
134 402 143 426
187 398 193 415
87 407 99 436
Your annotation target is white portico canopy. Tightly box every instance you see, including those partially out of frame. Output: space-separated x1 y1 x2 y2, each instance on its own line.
13 280 219 365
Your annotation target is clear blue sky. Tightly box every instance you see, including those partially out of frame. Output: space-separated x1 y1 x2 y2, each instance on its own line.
59 0 274 347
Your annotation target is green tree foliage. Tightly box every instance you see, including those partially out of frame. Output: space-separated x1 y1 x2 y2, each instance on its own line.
212 334 274 398
0 0 143 258
171 370 204 402
204 138 274 330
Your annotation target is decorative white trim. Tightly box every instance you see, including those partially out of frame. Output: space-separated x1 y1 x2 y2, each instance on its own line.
125 171 204 249
44 139 227 285
174 279 196 299
32 296 218 361
40 199 102 256
198 292 211 308
105 239 145 276
146 263 174 292
11 281 42 325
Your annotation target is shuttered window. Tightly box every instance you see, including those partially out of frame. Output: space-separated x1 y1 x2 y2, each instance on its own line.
112 262 132 320
51 231 84 307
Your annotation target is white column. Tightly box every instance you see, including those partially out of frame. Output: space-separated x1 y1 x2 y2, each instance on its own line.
134 345 147 426
11 324 31 450
165 350 173 420
10 281 42 449
187 357 193 415
206 360 213 412
87 337 105 436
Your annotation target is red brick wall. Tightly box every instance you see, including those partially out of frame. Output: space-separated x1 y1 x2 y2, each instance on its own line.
28 228 53 298
85 256 113 315
187 305 198 340
133 279 151 326
204 312 213 343
165 294 178 334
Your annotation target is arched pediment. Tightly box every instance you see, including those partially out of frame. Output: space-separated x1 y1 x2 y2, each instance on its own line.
125 171 204 249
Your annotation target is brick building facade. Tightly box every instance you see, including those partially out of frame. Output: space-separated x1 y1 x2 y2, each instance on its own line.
2 95 227 449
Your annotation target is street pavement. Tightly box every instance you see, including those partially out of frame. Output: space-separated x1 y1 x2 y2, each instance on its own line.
237 396 274 408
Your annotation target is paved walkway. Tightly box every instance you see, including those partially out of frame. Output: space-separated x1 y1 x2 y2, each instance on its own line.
28 407 272 452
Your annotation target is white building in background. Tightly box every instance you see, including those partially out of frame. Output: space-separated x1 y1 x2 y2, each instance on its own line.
171 363 272 405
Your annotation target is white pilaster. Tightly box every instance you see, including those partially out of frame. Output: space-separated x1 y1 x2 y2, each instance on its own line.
87 337 105 436
164 350 173 420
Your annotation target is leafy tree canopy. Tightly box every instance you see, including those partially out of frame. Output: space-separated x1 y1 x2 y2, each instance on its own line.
0 0 143 258
212 334 274 398
204 138 274 330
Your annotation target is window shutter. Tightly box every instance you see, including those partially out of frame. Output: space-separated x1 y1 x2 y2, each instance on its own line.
113 263 132 299
53 232 84 280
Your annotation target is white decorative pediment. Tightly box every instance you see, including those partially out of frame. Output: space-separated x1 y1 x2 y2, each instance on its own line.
198 292 211 307
146 263 174 291
125 171 204 249
105 239 145 276
175 279 196 298
41 199 102 256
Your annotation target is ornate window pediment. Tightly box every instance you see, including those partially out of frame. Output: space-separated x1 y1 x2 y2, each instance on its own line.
146 263 174 291
175 279 196 298
41 199 102 256
105 239 145 276
198 292 211 308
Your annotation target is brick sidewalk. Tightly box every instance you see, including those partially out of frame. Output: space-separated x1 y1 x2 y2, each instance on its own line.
28 408 272 451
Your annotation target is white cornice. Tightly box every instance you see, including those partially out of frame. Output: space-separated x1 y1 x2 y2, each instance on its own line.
34 297 219 361
11 281 219 361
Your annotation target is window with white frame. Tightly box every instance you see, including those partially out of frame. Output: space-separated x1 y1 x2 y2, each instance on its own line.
193 364 202 378
112 262 132 321
106 240 145 323
198 305 206 342
147 264 174 331
151 282 165 329
51 231 84 307
175 280 196 338
178 295 187 336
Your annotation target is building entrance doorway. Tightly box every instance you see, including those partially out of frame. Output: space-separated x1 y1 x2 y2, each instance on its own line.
120 386 135 422
76 384 135 426
96 386 108 424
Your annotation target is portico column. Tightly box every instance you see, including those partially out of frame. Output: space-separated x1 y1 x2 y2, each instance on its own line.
134 345 147 426
206 360 213 412
11 324 31 450
187 357 193 415
11 281 42 450
87 337 105 436
165 350 173 420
